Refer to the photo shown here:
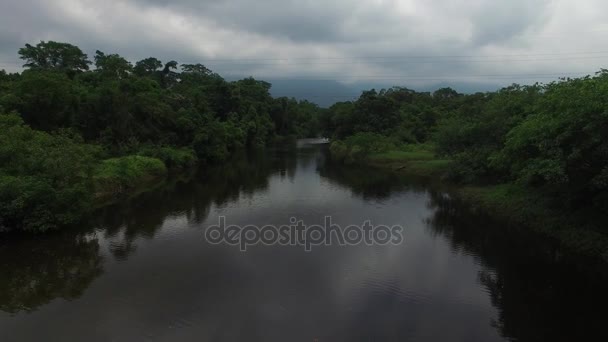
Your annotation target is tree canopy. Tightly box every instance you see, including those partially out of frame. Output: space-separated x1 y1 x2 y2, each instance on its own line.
322 73 608 215
0 41 324 232
19 41 91 74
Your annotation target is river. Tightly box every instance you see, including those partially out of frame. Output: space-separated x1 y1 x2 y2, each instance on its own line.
1 139 607 341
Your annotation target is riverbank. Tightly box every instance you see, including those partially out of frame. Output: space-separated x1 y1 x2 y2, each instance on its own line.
349 146 608 262
93 155 169 201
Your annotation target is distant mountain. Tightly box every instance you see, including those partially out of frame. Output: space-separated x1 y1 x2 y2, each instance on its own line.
267 79 360 108
267 79 504 107
349 81 502 95
418 81 503 94
228 76 505 107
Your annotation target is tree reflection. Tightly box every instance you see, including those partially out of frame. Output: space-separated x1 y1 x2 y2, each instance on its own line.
317 149 428 200
0 147 297 313
90 148 293 260
425 190 608 341
0 232 103 314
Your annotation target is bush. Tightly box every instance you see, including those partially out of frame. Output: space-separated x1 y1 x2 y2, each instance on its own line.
329 140 348 162
443 150 494 183
138 146 198 169
93 155 167 195
344 132 398 154
330 132 398 164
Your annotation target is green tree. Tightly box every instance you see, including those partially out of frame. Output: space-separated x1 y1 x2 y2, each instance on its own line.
0 112 98 232
18 41 91 75
13 69 78 130
94 50 133 79
134 57 162 76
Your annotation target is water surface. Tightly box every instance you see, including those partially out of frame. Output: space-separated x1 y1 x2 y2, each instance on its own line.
1 140 607 341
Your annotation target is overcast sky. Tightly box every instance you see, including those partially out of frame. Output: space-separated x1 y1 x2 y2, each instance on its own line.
1 0 608 91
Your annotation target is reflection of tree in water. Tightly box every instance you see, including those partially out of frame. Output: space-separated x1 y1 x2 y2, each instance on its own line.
270 144 298 181
294 144 321 172
91 148 295 260
317 150 428 200
426 191 608 341
0 232 103 314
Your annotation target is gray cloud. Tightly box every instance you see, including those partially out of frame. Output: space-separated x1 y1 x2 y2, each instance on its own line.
1 0 607 94
469 0 551 45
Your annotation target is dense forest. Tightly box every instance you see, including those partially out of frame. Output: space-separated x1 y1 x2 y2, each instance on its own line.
324 74 608 243
2 41 608 237
0 41 323 232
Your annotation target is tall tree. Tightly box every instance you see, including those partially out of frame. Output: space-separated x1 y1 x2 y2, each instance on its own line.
94 50 133 79
161 60 178 88
181 63 212 75
134 57 162 76
18 41 91 74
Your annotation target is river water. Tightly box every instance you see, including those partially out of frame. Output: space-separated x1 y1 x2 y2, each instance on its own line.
1 140 607 341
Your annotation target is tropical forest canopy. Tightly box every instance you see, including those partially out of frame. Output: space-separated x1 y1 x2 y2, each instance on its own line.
1 40 607 233
0 41 323 232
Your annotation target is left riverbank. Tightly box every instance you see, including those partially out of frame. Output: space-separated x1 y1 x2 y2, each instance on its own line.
1 40 326 234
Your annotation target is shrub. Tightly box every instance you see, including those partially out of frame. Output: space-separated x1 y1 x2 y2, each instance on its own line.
93 155 167 195
330 132 398 164
329 140 348 162
138 146 198 169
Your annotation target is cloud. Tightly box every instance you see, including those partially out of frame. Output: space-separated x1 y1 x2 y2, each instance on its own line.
1 0 608 92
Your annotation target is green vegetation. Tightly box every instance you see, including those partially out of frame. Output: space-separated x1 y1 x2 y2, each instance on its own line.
0 41 324 233
459 184 608 259
93 156 167 198
369 150 451 178
330 136 450 177
324 74 608 258
137 146 198 170
0 112 98 232
329 132 398 164
368 144 439 165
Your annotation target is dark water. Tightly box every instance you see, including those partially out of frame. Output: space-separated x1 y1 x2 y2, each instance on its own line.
1 140 607 341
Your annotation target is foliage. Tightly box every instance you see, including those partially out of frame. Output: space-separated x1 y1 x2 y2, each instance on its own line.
18 41 91 75
3 41 321 153
0 40 328 232
137 146 198 169
192 120 231 163
0 112 98 232
5 39 608 232
93 156 167 196
324 72 608 214
270 97 323 138
370 146 436 162
330 132 398 164
94 50 133 79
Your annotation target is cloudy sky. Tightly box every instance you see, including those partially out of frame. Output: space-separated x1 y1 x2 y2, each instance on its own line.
1 0 608 94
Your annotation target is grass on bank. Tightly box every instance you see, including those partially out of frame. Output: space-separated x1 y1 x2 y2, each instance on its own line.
137 146 198 170
367 144 451 177
93 155 167 198
329 133 451 177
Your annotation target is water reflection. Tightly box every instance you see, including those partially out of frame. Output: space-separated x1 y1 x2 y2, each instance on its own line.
0 233 103 314
425 190 608 341
91 149 288 260
317 152 430 200
0 142 607 341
